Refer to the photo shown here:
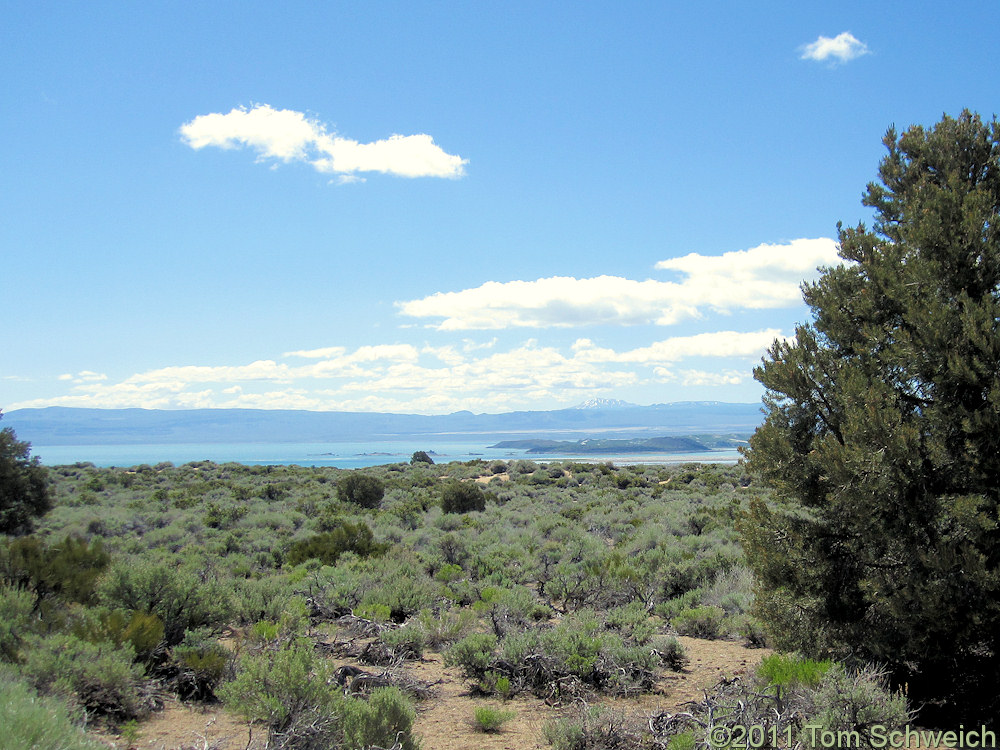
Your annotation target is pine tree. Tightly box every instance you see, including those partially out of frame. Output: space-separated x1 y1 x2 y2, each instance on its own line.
741 111 1000 722
0 412 52 535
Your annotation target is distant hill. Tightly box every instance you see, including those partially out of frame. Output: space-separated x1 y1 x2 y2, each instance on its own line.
3 402 763 446
489 435 726 454
573 398 638 410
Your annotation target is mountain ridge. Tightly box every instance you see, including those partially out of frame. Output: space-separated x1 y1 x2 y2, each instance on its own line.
3 403 764 446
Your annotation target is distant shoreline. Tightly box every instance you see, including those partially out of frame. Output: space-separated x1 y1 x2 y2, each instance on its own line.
30 439 743 470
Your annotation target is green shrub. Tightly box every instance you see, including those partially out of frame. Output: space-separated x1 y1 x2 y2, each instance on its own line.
375 626 425 662
434 562 464 582
337 473 385 509
604 601 655 644
444 633 497 679
493 615 657 697
441 481 486 514
0 667 104 750
734 613 768 648
654 589 704 621
20 633 148 721
651 635 688 671
672 605 726 639
360 624 426 665
219 642 341 743
437 532 468 566
542 705 642 750
758 653 832 688
542 714 585 750
477 671 514 699
232 575 297 625
358 568 440 623
340 687 420 750
410 451 434 465
701 564 754 615
534 617 602 679
477 585 549 637
804 664 911 747
415 607 476 648
473 705 515 732
650 659 911 750
667 731 697 750
285 522 388 567
72 608 165 665
355 603 392 623
98 561 231 648
249 620 281 643
0 584 34 660
172 632 231 701
203 501 247 529
1 535 110 606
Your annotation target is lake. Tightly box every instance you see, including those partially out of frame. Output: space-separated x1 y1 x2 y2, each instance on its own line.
31 440 742 469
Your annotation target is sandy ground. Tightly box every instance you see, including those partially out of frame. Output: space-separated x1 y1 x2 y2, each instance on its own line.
91 635 767 750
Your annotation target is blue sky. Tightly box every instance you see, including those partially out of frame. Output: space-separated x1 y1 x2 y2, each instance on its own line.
2 2 996 414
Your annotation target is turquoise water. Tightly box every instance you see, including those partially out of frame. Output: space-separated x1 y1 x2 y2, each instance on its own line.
31 440 741 469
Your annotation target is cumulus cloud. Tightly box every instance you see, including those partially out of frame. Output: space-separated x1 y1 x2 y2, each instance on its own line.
572 330 784 364
654 237 841 308
800 32 869 64
678 369 746 387
180 104 467 179
12 332 775 414
398 238 839 330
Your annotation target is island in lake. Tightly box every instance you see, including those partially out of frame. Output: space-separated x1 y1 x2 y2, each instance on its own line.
489 435 747 455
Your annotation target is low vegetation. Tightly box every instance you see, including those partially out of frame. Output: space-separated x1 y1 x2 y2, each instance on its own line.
0 454 928 745
473 705 516 733
2 457 774 746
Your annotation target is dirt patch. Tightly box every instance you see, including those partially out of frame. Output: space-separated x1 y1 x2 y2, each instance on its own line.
649 636 769 711
87 637 768 749
407 652 551 750
475 473 509 484
91 701 254 749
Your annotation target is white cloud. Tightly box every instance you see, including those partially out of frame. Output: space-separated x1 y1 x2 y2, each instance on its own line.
572 330 784 364
652 367 745 386
678 369 746 387
653 237 841 309
422 345 466 366
463 338 498 352
398 238 840 330
57 371 108 384
180 104 467 179
346 344 420 363
124 360 293 385
398 276 698 330
284 346 347 359
800 32 869 64
13 329 777 414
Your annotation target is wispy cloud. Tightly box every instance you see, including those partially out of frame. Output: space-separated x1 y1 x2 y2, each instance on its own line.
800 32 869 64
10 332 779 414
57 371 108 384
180 104 467 179
398 238 839 330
